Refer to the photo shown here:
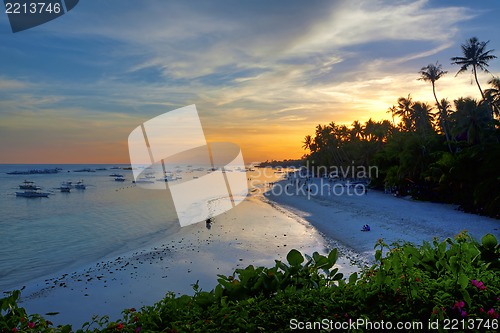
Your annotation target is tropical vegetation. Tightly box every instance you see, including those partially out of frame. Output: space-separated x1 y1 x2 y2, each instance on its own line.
302 37 500 218
1 232 499 332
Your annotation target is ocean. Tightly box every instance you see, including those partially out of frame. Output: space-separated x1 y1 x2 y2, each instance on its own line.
0 164 182 293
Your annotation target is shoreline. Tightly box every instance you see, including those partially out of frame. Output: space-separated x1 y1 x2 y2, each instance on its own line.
17 194 348 328
14 177 499 328
265 177 500 258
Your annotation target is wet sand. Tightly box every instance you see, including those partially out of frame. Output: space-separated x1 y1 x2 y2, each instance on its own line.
18 194 356 328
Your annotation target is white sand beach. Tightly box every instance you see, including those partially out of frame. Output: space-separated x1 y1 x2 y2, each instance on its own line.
17 175 500 328
266 177 500 260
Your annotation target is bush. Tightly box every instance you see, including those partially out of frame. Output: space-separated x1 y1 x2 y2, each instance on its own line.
1 232 499 332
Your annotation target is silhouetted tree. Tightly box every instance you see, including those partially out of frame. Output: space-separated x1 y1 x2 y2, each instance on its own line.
451 37 497 99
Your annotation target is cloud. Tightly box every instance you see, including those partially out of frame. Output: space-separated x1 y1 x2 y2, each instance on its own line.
1 0 496 162
0 77 29 90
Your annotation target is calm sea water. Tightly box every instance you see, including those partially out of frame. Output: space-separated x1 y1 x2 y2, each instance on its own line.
0 164 181 292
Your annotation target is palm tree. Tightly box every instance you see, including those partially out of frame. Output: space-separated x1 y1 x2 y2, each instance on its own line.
412 102 435 135
302 135 313 151
395 94 414 131
484 77 500 118
351 120 364 140
452 97 491 145
387 105 397 127
451 37 497 100
435 98 454 152
418 62 447 110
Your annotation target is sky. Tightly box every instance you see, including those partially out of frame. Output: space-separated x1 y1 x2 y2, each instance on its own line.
1 0 499 164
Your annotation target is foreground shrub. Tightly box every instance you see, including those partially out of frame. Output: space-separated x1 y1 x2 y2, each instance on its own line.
1 232 499 332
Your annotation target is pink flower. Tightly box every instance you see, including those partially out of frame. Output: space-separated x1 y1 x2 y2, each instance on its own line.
116 323 124 330
471 280 486 290
12 328 18 332
135 327 141 333
27 322 35 329
487 308 499 319
453 301 467 317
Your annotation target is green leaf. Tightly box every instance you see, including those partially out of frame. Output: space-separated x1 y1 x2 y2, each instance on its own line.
214 284 223 299
312 252 323 263
482 234 498 249
286 249 304 266
461 289 471 306
458 273 468 289
449 256 459 273
333 273 344 281
349 272 358 285
328 248 338 264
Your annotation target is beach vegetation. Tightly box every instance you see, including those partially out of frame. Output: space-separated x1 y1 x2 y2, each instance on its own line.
301 37 500 218
1 233 498 332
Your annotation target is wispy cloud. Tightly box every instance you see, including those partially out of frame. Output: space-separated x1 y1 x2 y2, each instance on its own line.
0 77 29 90
0 0 496 163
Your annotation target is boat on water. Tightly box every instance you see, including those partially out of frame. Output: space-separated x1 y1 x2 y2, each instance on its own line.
16 190 50 198
115 176 126 182
59 182 72 192
74 168 95 173
19 180 40 190
109 173 123 177
75 180 86 189
7 168 62 175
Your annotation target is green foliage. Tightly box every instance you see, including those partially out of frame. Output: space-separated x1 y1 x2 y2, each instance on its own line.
302 93 500 217
300 43 500 217
1 233 499 332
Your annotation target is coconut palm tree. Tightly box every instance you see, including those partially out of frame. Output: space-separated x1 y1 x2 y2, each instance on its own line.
412 102 435 135
418 62 447 110
484 77 500 118
451 37 497 100
452 97 491 145
302 135 313 151
435 98 454 152
387 105 397 127
351 120 365 140
395 94 414 131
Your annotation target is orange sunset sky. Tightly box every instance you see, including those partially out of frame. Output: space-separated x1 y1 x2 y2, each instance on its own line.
1 0 499 164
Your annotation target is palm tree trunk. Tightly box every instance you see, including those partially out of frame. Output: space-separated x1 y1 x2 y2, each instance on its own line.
473 64 486 100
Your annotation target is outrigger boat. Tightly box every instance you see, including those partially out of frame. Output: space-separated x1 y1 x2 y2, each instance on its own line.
16 190 50 198
75 180 86 189
19 180 40 190
59 182 72 192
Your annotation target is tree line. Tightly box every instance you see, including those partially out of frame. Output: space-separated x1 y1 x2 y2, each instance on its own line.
302 37 500 218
